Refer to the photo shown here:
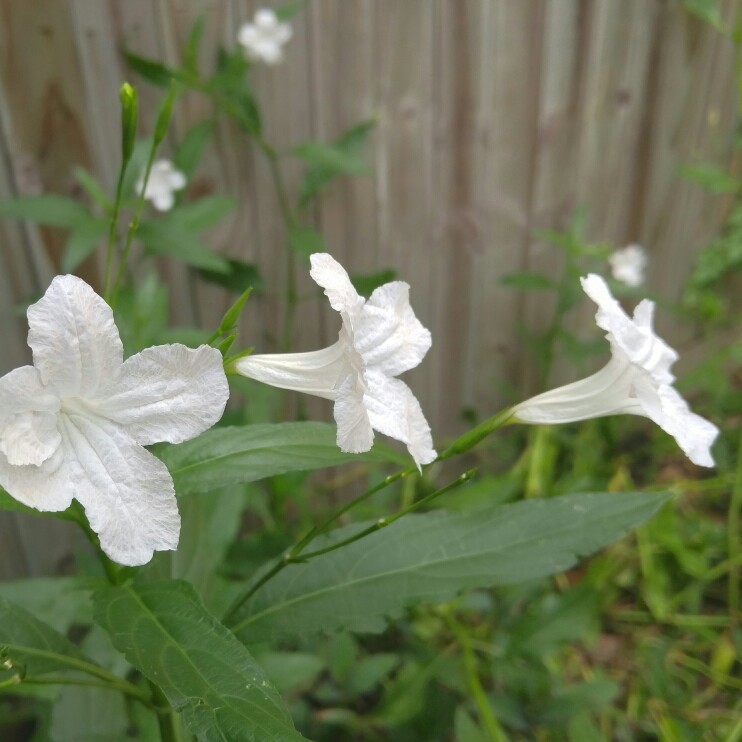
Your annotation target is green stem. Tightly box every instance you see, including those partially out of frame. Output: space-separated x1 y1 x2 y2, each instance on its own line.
227 470 476 632
3 645 151 705
109 143 158 309
150 682 182 742
15 675 153 707
728 430 742 625
222 468 415 624
437 408 515 461
103 167 128 302
442 610 509 742
298 469 476 561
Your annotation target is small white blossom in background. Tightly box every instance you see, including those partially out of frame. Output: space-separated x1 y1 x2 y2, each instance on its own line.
235 253 436 470
136 159 187 211
0 275 229 566
512 274 719 467
609 243 648 287
237 8 292 65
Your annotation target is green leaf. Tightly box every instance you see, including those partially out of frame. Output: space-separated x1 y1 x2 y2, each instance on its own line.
50 685 131 742
62 217 109 272
155 422 406 496
184 14 206 75
0 596 103 677
198 258 263 293
218 286 254 334
294 143 371 177
122 51 178 88
173 120 215 178
680 0 726 30
0 195 89 228
678 162 738 193
73 167 112 213
350 269 397 296
298 120 374 207
230 492 670 641
275 1 305 22
288 225 325 261
171 196 237 231
501 272 557 290
153 80 179 145
138 220 231 273
92 580 309 742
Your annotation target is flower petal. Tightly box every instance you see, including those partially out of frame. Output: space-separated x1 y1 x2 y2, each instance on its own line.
364 370 436 469
309 253 364 318
333 372 374 454
0 444 74 512
581 274 677 384
96 344 229 446
27 275 123 398
58 413 180 566
633 377 718 468
356 281 432 376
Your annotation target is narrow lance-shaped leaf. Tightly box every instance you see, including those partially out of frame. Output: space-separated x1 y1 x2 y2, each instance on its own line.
155 422 407 496
92 580 310 742
229 492 670 642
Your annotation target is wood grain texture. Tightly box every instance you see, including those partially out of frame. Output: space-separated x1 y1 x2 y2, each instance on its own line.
0 1 738 575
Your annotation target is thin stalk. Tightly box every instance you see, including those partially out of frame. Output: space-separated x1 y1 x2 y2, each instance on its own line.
227 470 476 632
297 469 476 561
16 675 153 707
437 407 515 461
728 430 742 625
2 645 150 704
103 166 128 301
109 145 158 309
222 468 415 624
443 610 509 742
150 681 182 742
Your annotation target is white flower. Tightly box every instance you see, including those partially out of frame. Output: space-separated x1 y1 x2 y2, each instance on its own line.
135 159 186 211
609 243 648 287
512 274 719 467
0 275 229 566
235 253 436 469
237 8 292 65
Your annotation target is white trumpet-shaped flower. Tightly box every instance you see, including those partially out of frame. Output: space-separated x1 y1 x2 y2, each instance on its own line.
235 253 436 469
136 159 186 211
512 274 719 467
0 275 229 566
609 243 648 287
237 8 293 65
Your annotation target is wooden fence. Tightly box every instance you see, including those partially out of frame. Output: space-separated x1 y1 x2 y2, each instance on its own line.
0 0 738 576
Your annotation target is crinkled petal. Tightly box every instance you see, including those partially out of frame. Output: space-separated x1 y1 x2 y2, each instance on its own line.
58 413 180 566
356 281 432 376
235 341 349 401
96 344 229 446
581 274 677 384
364 370 436 470
333 372 374 454
0 443 74 512
633 377 718 467
309 253 364 318
27 275 123 398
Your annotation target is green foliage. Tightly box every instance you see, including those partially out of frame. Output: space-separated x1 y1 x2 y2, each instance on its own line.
156 421 406 496
350 269 398 296
297 121 375 207
288 225 326 262
230 492 669 641
0 596 103 678
63 216 109 272
0 195 89 228
92 580 309 742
